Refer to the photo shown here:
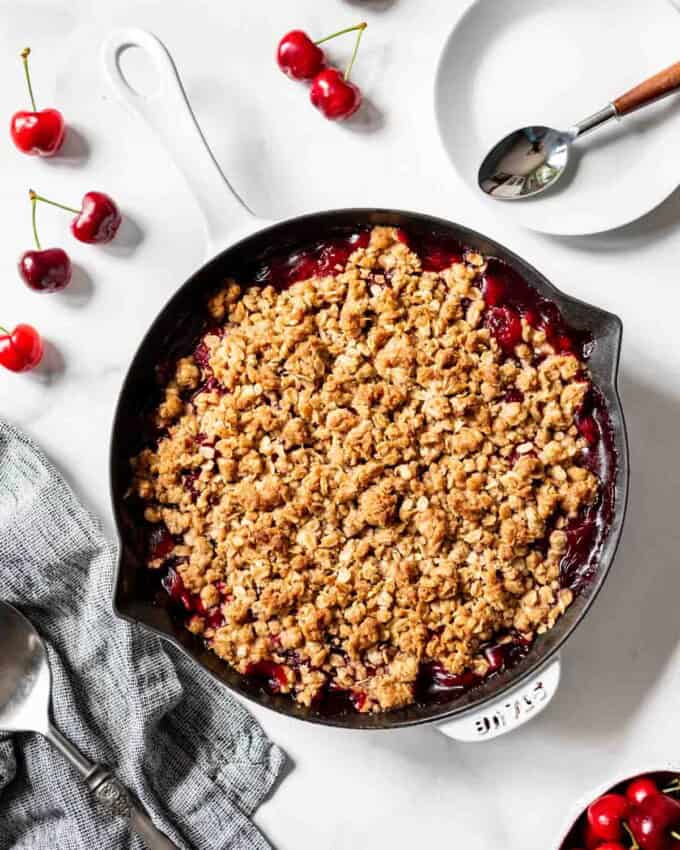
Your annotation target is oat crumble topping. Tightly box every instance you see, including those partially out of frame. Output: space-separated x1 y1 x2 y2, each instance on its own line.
130 226 602 713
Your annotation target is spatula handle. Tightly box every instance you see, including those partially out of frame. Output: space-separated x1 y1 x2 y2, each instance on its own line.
613 60 680 115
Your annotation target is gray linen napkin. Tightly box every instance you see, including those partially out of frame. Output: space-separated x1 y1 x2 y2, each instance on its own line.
0 419 285 849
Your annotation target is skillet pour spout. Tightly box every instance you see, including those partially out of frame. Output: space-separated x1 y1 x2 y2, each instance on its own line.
109 207 629 731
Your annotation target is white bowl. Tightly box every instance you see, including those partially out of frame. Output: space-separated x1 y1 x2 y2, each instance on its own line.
554 763 680 849
434 0 680 235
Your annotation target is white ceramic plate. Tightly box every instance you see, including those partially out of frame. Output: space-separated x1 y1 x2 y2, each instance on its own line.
435 0 680 235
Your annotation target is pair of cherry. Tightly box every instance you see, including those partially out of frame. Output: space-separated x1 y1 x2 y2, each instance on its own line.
277 23 367 120
19 189 121 295
11 48 121 294
570 774 680 850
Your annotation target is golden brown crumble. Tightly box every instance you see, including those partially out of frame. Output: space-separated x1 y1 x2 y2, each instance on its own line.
131 226 600 713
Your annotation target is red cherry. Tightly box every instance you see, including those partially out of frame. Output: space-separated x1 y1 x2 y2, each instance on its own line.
421 248 463 272
596 844 627 850
10 49 65 157
150 527 175 560
576 414 598 446
629 794 680 850
310 68 362 120
482 273 506 307
207 608 225 630
29 189 121 245
485 305 523 353
586 794 630 843
277 30 324 80
583 821 601 849
11 108 65 156
484 644 506 673
245 660 289 692
524 307 539 327
351 691 367 711
161 566 194 611
0 323 44 372
627 777 659 806
18 248 72 293
71 192 121 244
19 191 72 292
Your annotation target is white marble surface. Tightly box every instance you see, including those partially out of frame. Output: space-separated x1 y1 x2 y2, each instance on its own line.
2 1 680 848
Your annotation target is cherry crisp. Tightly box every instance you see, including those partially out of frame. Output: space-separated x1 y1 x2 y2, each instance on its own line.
130 226 605 714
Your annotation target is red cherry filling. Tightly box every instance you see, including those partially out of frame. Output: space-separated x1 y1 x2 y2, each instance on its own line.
206 608 225 630
504 388 524 404
484 644 506 673
485 306 522 353
149 527 175 559
414 661 481 704
351 690 367 711
482 273 506 306
577 415 598 445
192 340 212 370
480 258 592 359
420 247 463 272
255 231 370 289
245 660 289 692
161 566 193 611
161 566 225 629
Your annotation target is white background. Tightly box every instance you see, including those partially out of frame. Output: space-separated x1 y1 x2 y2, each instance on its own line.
1 1 680 848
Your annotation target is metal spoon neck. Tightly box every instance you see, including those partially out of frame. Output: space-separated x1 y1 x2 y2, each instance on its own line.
568 103 619 140
46 721 95 778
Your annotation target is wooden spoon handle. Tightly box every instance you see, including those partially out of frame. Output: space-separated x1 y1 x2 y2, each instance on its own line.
613 61 680 115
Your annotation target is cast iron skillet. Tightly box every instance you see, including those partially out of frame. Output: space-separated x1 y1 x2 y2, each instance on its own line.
103 30 629 731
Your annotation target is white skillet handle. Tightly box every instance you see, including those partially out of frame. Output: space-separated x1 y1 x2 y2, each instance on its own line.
101 28 261 251
437 654 561 742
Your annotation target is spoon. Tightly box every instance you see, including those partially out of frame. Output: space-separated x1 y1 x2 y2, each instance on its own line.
478 60 680 199
0 600 179 850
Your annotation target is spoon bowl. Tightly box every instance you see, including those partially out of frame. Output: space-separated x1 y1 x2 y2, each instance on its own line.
478 125 571 199
0 601 51 735
0 600 178 849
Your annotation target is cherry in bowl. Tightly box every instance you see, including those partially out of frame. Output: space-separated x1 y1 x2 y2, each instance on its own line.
560 771 680 850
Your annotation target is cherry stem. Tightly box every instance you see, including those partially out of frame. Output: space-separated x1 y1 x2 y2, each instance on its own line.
21 47 37 112
663 780 680 794
0 326 8 336
314 21 367 46
29 191 81 216
29 192 41 251
344 22 367 81
623 822 639 850
672 832 680 842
